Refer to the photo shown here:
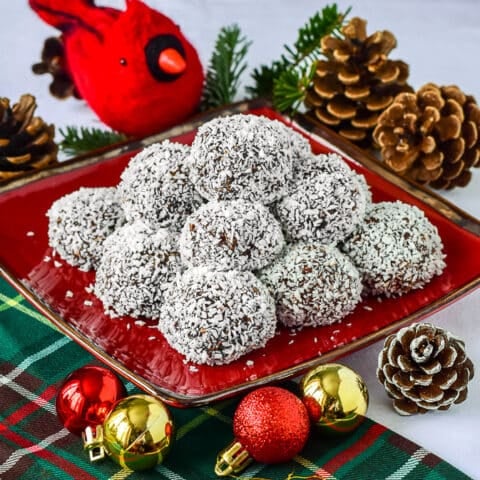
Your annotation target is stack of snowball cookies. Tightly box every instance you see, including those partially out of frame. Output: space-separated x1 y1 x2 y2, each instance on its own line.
47 114 446 366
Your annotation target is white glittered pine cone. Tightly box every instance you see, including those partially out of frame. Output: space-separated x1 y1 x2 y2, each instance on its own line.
377 323 474 415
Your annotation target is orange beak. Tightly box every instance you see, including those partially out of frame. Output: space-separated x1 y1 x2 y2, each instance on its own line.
158 48 186 75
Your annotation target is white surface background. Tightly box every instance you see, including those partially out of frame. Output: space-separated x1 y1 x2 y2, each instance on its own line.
1 1 479 478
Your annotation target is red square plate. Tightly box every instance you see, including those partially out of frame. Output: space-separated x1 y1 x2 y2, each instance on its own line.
1 100 479 406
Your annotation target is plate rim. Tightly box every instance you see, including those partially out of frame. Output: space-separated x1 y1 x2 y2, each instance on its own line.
1 99 479 407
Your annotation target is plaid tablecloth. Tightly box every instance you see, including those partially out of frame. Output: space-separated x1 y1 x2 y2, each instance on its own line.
0 278 472 480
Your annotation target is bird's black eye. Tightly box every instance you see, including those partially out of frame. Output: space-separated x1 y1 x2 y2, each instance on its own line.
145 34 186 82
119 58 127 66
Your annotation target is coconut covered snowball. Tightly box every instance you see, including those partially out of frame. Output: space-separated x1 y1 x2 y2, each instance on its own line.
158 267 276 365
118 140 202 230
188 114 294 204
274 121 312 160
294 152 372 204
341 201 446 297
47 187 125 271
179 199 285 271
259 243 362 328
94 221 183 319
275 168 368 245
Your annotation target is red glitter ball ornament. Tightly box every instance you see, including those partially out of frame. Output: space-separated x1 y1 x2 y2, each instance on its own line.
234 386 310 464
56 365 127 435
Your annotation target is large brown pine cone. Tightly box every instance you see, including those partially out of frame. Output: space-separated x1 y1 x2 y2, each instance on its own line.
0 94 58 183
304 17 412 147
373 83 480 189
32 36 81 100
377 323 474 415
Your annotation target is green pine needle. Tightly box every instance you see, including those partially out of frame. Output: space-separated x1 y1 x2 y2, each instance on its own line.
273 64 317 113
293 5 350 61
201 24 252 110
247 3 351 112
59 126 127 157
247 60 285 99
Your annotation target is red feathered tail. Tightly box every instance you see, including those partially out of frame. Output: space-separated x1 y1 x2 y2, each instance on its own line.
29 0 120 36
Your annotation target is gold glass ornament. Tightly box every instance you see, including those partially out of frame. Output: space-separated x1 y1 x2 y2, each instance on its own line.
300 363 369 435
83 394 174 471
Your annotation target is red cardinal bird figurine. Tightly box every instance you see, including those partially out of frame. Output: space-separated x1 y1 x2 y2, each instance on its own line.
29 0 204 137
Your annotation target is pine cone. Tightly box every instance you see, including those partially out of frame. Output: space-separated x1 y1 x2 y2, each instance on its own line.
0 94 58 183
377 323 474 416
304 17 412 147
32 37 81 100
373 83 480 189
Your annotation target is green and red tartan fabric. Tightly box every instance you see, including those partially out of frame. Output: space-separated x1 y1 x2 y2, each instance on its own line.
0 278 472 480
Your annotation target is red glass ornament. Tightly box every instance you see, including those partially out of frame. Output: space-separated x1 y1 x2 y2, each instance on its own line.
215 386 310 475
56 365 127 435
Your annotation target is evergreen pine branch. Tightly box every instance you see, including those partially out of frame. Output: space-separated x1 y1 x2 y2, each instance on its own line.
201 24 252 110
293 5 350 61
247 60 285 99
273 63 317 113
247 3 350 106
59 126 127 157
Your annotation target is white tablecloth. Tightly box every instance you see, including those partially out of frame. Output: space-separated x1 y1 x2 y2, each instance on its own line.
2 1 479 478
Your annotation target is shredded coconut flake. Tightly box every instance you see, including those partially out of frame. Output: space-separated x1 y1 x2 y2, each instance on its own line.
179 199 285 271
84 300 93 307
46 187 125 271
341 201 446 297
275 167 367 245
291 152 372 204
94 221 183 319
118 140 201 231
158 267 276 365
53 261 62 268
188 114 294 204
259 243 362 328
65 290 74 298
26 231 35 237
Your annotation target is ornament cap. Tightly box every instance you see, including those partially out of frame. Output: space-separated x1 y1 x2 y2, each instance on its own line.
83 425 106 462
214 440 252 477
